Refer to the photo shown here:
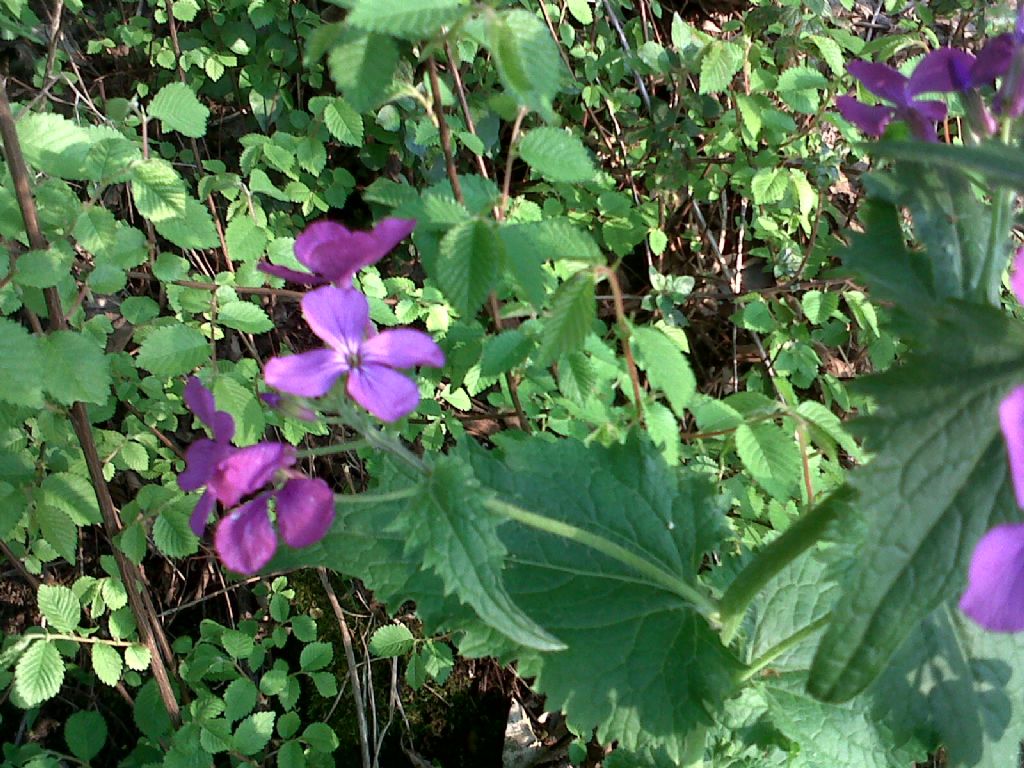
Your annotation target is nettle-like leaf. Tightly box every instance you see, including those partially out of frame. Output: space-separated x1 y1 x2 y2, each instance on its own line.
0 317 44 407
148 82 209 138
130 158 188 223
497 218 601 307
734 421 802 500
135 325 209 377
14 640 65 708
776 65 828 114
632 325 696 419
40 331 111 405
346 0 469 40
16 112 94 181
218 301 273 334
154 197 219 249
699 40 743 94
369 624 415 657
277 435 741 761
328 30 399 113
537 270 595 364
436 218 504 317
517 127 596 183
808 306 1024 702
323 97 363 147
37 584 81 633
487 9 563 120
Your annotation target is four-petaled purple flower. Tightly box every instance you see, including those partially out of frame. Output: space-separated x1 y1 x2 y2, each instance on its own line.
264 286 445 422
960 248 1024 631
178 378 335 574
909 47 998 136
837 60 948 142
259 218 417 288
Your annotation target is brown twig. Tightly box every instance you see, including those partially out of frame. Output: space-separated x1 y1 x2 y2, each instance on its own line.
0 78 181 726
595 266 643 423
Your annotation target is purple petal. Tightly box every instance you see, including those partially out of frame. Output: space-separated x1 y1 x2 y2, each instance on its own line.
178 439 223 492
847 60 909 104
301 286 368 354
837 96 894 136
960 523 1024 632
294 219 415 285
1011 247 1024 306
347 363 423 422
258 262 328 287
265 349 347 399
189 489 217 537
184 378 235 443
909 48 976 94
208 442 294 507
1001 385 1024 509
973 34 1015 84
215 495 277 574
275 478 335 548
909 99 948 122
361 329 445 369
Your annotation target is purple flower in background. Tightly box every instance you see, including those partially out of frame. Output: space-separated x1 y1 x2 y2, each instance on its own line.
264 286 445 422
259 218 417 287
973 2 1024 117
910 48 997 136
837 60 948 141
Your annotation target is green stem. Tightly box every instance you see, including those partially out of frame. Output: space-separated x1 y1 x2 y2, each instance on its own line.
27 633 136 647
296 440 369 459
718 489 848 644
333 487 418 505
984 119 1016 305
737 614 830 684
484 497 718 618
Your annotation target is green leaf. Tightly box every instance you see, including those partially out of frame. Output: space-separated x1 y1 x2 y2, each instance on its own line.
867 140 1024 194
567 0 593 24
632 325 696 419
480 329 534 377
488 9 563 119
436 219 504 317
369 624 415 657
323 97 364 147
225 217 267 262
133 679 172 740
154 196 220 249
135 325 209 376
124 644 151 671
15 247 70 288
14 641 64 707
751 167 789 205
777 65 828 114
809 307 1024 702
801 290 839 324
497 218 601 307
278 740 306 768
130 158 187 222
218 301 273 334
34 503 77 564
518 128 596 183
0 318 44 407
211 376 265 447
153 507 200 557
301 722 339 753
16 112 94 180
92 643 123 686
40 473 100 527
397 456 563 651
40 331 111 405
234 711 275 755
537 271 595 364
37 585 80 633
734 422 802 499
148 82 209 138
346 0 468 40
328 31 398 113
299 642 333 672
223 677 258 722
65 711 108 762
699 40 743 94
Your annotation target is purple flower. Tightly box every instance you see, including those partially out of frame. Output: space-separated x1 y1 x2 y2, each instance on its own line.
960 523 1024 632
259 218 417 287
911 48 997 136
974 3 1024 117
178 378 335 574
264 286 445 422
837 60 948 142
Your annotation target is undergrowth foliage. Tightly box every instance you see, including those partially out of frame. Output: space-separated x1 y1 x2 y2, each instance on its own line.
2 0 1024 766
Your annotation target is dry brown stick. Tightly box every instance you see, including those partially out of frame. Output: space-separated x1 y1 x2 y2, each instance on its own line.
0 78 181 726
443 41 489 179
318 569 371 768
0 539 41 590
595 266 643 424
428 56 464 205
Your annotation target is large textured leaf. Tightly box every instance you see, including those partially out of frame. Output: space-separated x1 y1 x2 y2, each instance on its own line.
153 197 219 249
40 331 111 405
632 325 696 419
16 113 94 180
537 271 595 363
148 82 209 138
808 307 1024 702
517 128 596 183
699 40 743 94
0 318 44 407
346 0 469 40
14 641 64 707
327 30 398 113
135 325 209 376
274 435 741 760
130 159 187 223
869 140 1024 194
487 9 563 120
436 218 504 317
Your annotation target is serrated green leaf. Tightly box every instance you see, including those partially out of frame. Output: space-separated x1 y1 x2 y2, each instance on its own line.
488 9 563 119
124 643 151 671
538 271 595 363
148 82 209 138
437 218 504 316
225 216 267 263
15 247 70 288
323 97 363 146
734 422 802 499
480 329 534 377
74 206 118 254
234 711 275 755
154 196 219 249
130 158 187 222
153 507 200 557
567 0 593 24
14 641 64 707
632 325 696 419
224 677 258 722
518 128 596 183
751 167 789 206
40 331 111 405
808 34 844 74
16 112 94 180
278 740 306 768
0 318 43 407
41 473 100 526
133 679 172 740
328 31 398 113
37 585 80 633
777 65 828 114
34 503 77 564
369 624 415 657
65 711 107 762
699 40 743 94
211 376 265 446
218 301 273 334
302 722 339 753
299 641 333 671
91 643 122 686
347 0 467 40
135 325 209 376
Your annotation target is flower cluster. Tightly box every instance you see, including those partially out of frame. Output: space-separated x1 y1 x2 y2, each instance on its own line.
838 6 1024 141
179 219 444 573
960 248 1024 632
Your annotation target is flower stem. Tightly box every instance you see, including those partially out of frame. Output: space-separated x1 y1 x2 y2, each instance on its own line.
484 497 718 618
333 487 419 504
296 440 369 459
